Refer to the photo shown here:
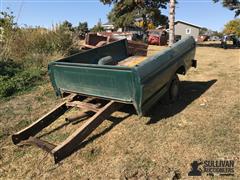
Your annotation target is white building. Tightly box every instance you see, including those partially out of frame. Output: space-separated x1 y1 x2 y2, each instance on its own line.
102 22 115 32
175 20 201 41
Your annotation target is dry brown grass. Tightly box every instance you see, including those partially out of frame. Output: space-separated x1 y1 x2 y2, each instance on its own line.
0 42 239 179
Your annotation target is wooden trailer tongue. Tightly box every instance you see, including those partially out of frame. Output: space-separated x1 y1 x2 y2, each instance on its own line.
12 94 122 163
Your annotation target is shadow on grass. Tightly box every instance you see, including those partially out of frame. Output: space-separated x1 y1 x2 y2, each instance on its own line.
75 112 132 147
51 112 132 165
146 79 217 124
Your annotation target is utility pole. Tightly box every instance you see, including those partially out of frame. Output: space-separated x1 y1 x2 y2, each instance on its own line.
169 0 175 47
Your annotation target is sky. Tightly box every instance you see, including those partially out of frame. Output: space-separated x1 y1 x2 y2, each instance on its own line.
0 0 237 32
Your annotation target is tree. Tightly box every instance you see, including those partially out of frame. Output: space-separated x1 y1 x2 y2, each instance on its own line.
77 22 88 37
59 20 74 32
91 20 104 32
199 27 223 37
213 0 240 17
0 8 18 60
0 8 17 42
169 0 175 46
135 20 156 29
100 0 169 32
223 18 240 36
199 27 208 35
212 31 223 37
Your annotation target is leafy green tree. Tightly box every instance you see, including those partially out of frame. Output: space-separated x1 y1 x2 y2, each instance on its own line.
213 0 240 17
199 27 208 35
212 31 223 37
0 8 18 60
77 22 88 37
223 18 240 36
91 20 104 32
0 8 16 34
100 0 169 32
59 20 74 32
0 12 14 27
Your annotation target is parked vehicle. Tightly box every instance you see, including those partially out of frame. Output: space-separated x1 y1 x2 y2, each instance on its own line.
198 35 209 42
83 32 148 56
147 29 168 46
229 35 240 47
221 35 229 49
209 36 220 41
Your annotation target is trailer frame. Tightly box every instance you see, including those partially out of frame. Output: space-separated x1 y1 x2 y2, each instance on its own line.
12 94 122 163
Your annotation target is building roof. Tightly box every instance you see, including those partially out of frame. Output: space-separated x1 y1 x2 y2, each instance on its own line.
102 22 114 26
175 20 202 29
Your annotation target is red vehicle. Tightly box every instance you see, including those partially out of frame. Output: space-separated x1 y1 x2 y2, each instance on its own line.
147 29 168 46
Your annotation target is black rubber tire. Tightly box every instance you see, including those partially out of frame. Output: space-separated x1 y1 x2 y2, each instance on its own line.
98 56 117 65
163 74 180 104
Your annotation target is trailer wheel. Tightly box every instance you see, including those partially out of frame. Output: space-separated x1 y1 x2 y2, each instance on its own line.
164 74 180 104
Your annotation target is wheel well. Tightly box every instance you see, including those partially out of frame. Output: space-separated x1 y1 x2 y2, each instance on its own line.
176 65 186 75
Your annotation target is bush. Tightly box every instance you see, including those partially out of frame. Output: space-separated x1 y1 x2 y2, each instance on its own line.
0 9 76 98
4 27 74 62
0 59 21 77
0 67 44 98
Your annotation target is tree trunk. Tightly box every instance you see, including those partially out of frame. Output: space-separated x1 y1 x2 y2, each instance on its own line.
169 0 175 47
142 15 148 43
142 15 148 33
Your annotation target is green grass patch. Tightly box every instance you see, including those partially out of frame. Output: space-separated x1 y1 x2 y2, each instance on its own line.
0 61 45 98
44 132 70 143
14 149 26 158
43 88 56 99
82 147 102 162
0 60 22 77
0 131 6 140
15 119 31 130
120 156 156 179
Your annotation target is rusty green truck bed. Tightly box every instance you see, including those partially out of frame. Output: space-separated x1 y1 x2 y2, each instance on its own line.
48 36 196 115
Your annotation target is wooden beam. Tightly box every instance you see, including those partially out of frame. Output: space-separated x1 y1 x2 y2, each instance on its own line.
66 101 99 112
12 94 76 145
52 101 122 163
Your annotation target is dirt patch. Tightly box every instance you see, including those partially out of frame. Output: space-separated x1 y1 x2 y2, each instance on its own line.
0 43 239 179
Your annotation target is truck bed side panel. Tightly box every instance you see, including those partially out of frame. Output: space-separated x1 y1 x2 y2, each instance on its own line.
135 36 196 110
57 39 128 64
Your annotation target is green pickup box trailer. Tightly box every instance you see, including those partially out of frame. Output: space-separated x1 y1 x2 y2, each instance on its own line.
49 36 196 115
12 36 197 163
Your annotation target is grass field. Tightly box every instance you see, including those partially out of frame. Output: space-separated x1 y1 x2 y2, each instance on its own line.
0 41 239 179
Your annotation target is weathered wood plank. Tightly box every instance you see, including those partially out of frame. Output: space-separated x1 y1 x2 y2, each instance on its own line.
12 94 77 144
66 101 99 112
52 101 122 163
